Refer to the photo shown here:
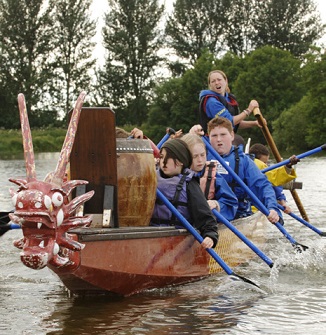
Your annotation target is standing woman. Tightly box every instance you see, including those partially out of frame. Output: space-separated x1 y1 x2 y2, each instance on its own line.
199 70 261 133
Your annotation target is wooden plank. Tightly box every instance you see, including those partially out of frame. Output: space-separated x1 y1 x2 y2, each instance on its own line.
70 107 118 227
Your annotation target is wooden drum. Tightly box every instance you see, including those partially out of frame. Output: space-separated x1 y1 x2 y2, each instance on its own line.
116 139 157 226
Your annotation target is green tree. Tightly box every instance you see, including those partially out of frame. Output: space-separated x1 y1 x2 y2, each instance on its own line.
97 0 165 126
223 0 255 57
0 0 57 128
165 0 230 65
51 0 97 121
233 46 303 140
273 49 326 150
252 0 324 58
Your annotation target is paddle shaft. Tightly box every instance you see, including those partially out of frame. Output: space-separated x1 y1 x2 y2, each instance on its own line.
253 107 309 222
156 189 260 287
278 204 326 236
262 144 326 173
202 136 304 247
212 209 273 268
157 128 176 149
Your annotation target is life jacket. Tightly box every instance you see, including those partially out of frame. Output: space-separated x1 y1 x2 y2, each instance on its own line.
199 93 240 133
200 161 217 200
228 146 240 191
151 169 194 225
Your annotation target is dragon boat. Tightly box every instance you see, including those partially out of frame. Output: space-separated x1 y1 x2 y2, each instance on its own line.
7 92 270 297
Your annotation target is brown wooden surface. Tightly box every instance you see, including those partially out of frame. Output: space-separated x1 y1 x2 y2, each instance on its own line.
253 107 309 221
70 107 118 224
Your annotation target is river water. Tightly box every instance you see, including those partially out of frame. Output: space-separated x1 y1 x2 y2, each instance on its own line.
1 153 326 335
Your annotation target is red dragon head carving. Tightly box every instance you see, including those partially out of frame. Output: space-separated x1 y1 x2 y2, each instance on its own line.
9 92 94 270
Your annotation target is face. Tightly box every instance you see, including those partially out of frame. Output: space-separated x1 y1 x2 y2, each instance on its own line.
259 154 269 164
190 143 206 172
209 72 227 95
159 148 183 176
209 125 234 155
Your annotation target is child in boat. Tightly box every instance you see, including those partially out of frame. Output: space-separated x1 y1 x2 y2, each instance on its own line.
151 138 218 249
181 133 238 221
206 117 282 223
249 143 299 213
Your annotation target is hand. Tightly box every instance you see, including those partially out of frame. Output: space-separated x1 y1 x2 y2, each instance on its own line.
130 128 143 139
286 155 300 168
189 124 204 136
207 200 220 211
201 236 214 249
248 99 259 113
267 209 279 224
255 117 267 128
171 129 183 139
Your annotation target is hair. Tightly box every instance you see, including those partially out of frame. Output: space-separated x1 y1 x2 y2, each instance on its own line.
181 133 205 152
115 127 130 138
249 143 270 159
233 134 245 147
160 139 192 169
208 70 230 93
207 117 233 135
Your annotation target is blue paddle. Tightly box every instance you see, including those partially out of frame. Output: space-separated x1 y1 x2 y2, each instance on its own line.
262 144 326 173
156 128 176 149
278 204 326 237
212 209 274 268
156 189 261 288
202 137 308 252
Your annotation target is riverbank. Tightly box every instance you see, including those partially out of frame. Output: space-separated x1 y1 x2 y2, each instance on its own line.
0 128 67 159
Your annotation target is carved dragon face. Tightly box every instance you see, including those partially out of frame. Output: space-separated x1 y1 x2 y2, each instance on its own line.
9 178 93 270
10 92 93 270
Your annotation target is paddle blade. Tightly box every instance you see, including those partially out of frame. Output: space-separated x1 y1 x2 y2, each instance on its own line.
230 274 261 289
292 242 309 253
0 223 21 236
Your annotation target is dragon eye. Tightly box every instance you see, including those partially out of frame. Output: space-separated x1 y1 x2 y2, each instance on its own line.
52 192 63 207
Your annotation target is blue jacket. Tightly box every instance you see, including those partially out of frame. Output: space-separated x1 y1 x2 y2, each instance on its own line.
199 90 236 128
207 145 281 219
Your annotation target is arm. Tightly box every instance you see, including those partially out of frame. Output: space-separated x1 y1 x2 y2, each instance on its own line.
244 157 281 223
187 179 218 248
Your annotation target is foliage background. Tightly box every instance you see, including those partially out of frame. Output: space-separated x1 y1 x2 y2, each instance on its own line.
0 0 326 155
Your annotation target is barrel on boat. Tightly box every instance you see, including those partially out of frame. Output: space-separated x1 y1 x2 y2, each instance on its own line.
117 139 157 227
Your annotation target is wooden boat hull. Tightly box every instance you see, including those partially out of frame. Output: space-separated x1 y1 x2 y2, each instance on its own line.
48 212 269 296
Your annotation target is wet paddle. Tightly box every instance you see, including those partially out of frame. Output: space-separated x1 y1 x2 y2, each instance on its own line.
262 144 326 173
278 204 326 237
253 107 309 222
0 211 12 225
0 222 21 236
202 137 309 252
0 211 20 236
156 189 261 288
212 209 274 268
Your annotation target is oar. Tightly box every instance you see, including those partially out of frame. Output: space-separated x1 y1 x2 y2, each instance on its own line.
212 209 274 268
0 210 13 225
156 128 176 149
0 222 21 236
253 107 309 222
262 144 326 173
278 204 326 237
156 189 261 288
202 137 309 252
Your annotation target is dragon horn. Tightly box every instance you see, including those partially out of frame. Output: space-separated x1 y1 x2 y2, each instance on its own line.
18 93 36 181
51 91 87 186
